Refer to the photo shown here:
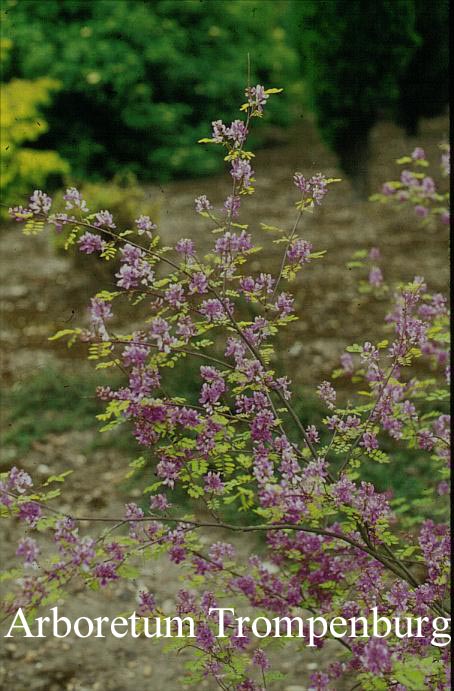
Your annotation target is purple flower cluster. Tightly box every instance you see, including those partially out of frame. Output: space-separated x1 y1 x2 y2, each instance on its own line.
240 273 274 299
135 215 156 236
64 187 89 213
115 243 154 289
199 366 226 410
93 210 116 229
175 238 195 258
195 195 213 213
0 467 33 507
211 119 248 147
29 190 52 214
317 381 336 409
224 194 241 218
287 238 312 265
293 173 328 204
89 297 113 341
78 232 106 254
275 291 294 316
16 537 40 568
377 146 450 226
369 266 383 287
200 298 232 322
230 158 254 190
245 84 269 113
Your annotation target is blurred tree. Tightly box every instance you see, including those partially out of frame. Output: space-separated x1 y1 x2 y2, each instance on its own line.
3 0 299 181
396 0 449 136
291 0 419 196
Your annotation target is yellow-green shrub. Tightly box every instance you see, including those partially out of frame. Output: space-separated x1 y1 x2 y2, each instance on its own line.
1 43 69 216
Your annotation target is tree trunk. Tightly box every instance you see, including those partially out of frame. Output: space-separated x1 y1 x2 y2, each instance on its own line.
336 129 371 200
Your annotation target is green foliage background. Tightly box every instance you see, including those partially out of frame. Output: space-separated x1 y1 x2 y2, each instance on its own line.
1 0 449 189
2 0 300 181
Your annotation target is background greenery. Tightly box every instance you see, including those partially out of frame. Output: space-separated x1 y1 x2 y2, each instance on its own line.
1 0 449 200
2 0 299 183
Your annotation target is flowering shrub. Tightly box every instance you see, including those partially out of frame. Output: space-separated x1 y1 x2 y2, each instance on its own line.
371 144 450 225
3 86 451 690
